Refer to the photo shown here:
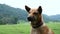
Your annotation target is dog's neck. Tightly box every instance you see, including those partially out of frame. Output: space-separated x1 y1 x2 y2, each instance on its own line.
33 22 43 28
31 20 44 29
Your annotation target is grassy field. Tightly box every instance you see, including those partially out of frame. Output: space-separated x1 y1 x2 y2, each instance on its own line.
0 22 60 34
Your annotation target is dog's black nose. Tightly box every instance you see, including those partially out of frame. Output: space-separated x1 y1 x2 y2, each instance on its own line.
27 17 32 21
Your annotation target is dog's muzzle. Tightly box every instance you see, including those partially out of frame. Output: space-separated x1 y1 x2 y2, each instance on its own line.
27 17 34 21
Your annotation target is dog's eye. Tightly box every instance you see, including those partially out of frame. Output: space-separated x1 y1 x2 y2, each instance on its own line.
33 13 38 15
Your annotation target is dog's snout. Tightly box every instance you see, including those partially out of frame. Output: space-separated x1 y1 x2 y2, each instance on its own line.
27 17 33 21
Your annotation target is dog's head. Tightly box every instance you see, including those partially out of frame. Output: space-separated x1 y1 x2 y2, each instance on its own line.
25 5 43 28
25 5 42 22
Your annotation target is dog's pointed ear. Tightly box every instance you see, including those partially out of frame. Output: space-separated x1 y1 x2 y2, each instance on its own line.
38 6 42 14
25 5 31 12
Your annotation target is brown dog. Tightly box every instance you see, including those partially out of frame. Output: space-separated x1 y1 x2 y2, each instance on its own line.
25 5 54 34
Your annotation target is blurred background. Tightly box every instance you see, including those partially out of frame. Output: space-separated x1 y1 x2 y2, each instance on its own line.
0 0 60 34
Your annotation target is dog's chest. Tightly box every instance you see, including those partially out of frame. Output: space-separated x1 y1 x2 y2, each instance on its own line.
31 28 41 34
33 31 40 34
32 31 40 34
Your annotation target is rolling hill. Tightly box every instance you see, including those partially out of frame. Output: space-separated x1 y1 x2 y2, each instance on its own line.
0 4 60 24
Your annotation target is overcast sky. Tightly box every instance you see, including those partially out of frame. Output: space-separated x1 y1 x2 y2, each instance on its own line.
0 0 60 16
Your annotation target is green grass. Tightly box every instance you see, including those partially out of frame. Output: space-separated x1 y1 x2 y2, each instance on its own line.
47 23 60 34
0 22 60 34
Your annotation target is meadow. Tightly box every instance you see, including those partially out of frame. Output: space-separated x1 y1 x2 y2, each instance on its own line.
0 22 60 34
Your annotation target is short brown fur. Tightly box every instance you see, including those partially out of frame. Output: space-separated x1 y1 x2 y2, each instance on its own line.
25 5 54 34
